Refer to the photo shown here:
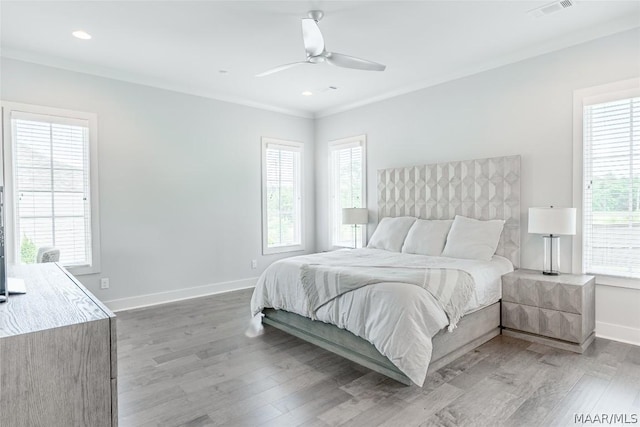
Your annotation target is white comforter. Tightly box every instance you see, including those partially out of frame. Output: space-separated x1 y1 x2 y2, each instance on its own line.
250 248 513 386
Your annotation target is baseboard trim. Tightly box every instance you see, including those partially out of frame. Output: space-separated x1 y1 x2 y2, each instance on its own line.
596 321 640 346
103 277 258 312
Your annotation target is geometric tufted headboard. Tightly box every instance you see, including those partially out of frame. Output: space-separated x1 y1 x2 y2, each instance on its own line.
377 155 521 268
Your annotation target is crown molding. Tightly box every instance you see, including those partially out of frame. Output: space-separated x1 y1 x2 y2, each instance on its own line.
0 48 314 119
2 14 637 121
315 17 640 118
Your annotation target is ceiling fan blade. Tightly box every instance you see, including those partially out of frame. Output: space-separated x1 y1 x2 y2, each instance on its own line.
301 18 324 57
255 61 309 77
325 52 386 71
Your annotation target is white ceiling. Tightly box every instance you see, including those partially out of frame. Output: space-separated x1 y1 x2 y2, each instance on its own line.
1 1 639 118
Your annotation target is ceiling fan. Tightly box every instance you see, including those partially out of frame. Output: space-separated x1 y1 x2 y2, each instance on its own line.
256 10 386 77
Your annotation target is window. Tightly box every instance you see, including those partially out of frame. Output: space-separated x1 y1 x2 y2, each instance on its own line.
329 135 366 248
1 102 100 275
261 138 304 254
574 79 640 281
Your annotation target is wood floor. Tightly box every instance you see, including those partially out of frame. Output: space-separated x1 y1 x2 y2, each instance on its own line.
117 288 640 427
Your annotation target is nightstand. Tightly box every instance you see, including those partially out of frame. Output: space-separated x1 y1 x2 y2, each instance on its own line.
501 269 595 353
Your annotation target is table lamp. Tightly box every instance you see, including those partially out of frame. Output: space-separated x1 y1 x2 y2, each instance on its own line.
342 208 368 248
528 206 576 275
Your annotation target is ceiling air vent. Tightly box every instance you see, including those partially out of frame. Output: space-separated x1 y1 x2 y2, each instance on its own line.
528 0 575 18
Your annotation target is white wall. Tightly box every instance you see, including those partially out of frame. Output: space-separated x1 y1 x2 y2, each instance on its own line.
1 29 638 344
315 29 640 344
0 58 315 308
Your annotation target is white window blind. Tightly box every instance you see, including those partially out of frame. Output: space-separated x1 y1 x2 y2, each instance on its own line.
583 96 640 279
262 139 303 254
11 112 92 267
330 137 365 247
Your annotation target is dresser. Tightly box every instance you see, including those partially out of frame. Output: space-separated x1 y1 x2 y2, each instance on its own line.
501 269 595 353
0 263 117 427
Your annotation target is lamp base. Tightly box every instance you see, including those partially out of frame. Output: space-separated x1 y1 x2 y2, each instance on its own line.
542 235 561 277
352 224 358 249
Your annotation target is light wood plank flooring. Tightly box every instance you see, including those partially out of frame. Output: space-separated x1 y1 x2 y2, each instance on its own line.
117 288 640 427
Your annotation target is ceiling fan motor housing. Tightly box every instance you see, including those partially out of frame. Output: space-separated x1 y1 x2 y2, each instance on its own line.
308 10 324 21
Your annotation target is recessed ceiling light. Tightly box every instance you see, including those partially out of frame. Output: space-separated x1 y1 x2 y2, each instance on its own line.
301 91 313 96
72 30 92 40
218 70 228 74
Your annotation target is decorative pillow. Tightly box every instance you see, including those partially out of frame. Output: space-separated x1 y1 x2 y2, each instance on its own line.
441 215 505 261
401 219 453 256
367 217 417 252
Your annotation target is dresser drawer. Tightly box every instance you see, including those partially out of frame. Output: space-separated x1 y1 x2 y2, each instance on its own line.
502 301 539 335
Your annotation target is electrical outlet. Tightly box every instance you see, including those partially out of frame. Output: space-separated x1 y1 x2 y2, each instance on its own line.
251 260 258 269
100 278 110 289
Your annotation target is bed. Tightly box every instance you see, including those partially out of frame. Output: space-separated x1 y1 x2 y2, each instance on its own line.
251 155 520 386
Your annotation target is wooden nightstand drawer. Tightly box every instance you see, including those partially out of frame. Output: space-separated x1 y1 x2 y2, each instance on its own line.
539 308 582 343
502 301 539 335
502 276 539 306
502 271 595 315
503 303 585 344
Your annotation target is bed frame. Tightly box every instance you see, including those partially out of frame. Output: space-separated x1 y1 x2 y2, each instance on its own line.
263 302 500 385
263 155 521 385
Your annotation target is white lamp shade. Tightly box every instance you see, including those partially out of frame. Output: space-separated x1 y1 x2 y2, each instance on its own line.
342 208 368 225
528 207 576 235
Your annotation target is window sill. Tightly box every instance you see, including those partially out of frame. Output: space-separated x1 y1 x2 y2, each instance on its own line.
66 264 100 276
263 245 305 255
594 274 640 291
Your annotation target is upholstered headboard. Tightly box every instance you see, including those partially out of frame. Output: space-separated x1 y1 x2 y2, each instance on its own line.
377 155 521 267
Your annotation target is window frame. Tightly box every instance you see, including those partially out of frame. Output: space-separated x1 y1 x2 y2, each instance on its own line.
261 137 305 255
1 101 101 276
572 78 640 289
328 135 367 249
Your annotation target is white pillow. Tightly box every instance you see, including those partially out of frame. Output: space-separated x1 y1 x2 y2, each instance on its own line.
367 217 417 252
402 219 453 256
441 215 505 261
